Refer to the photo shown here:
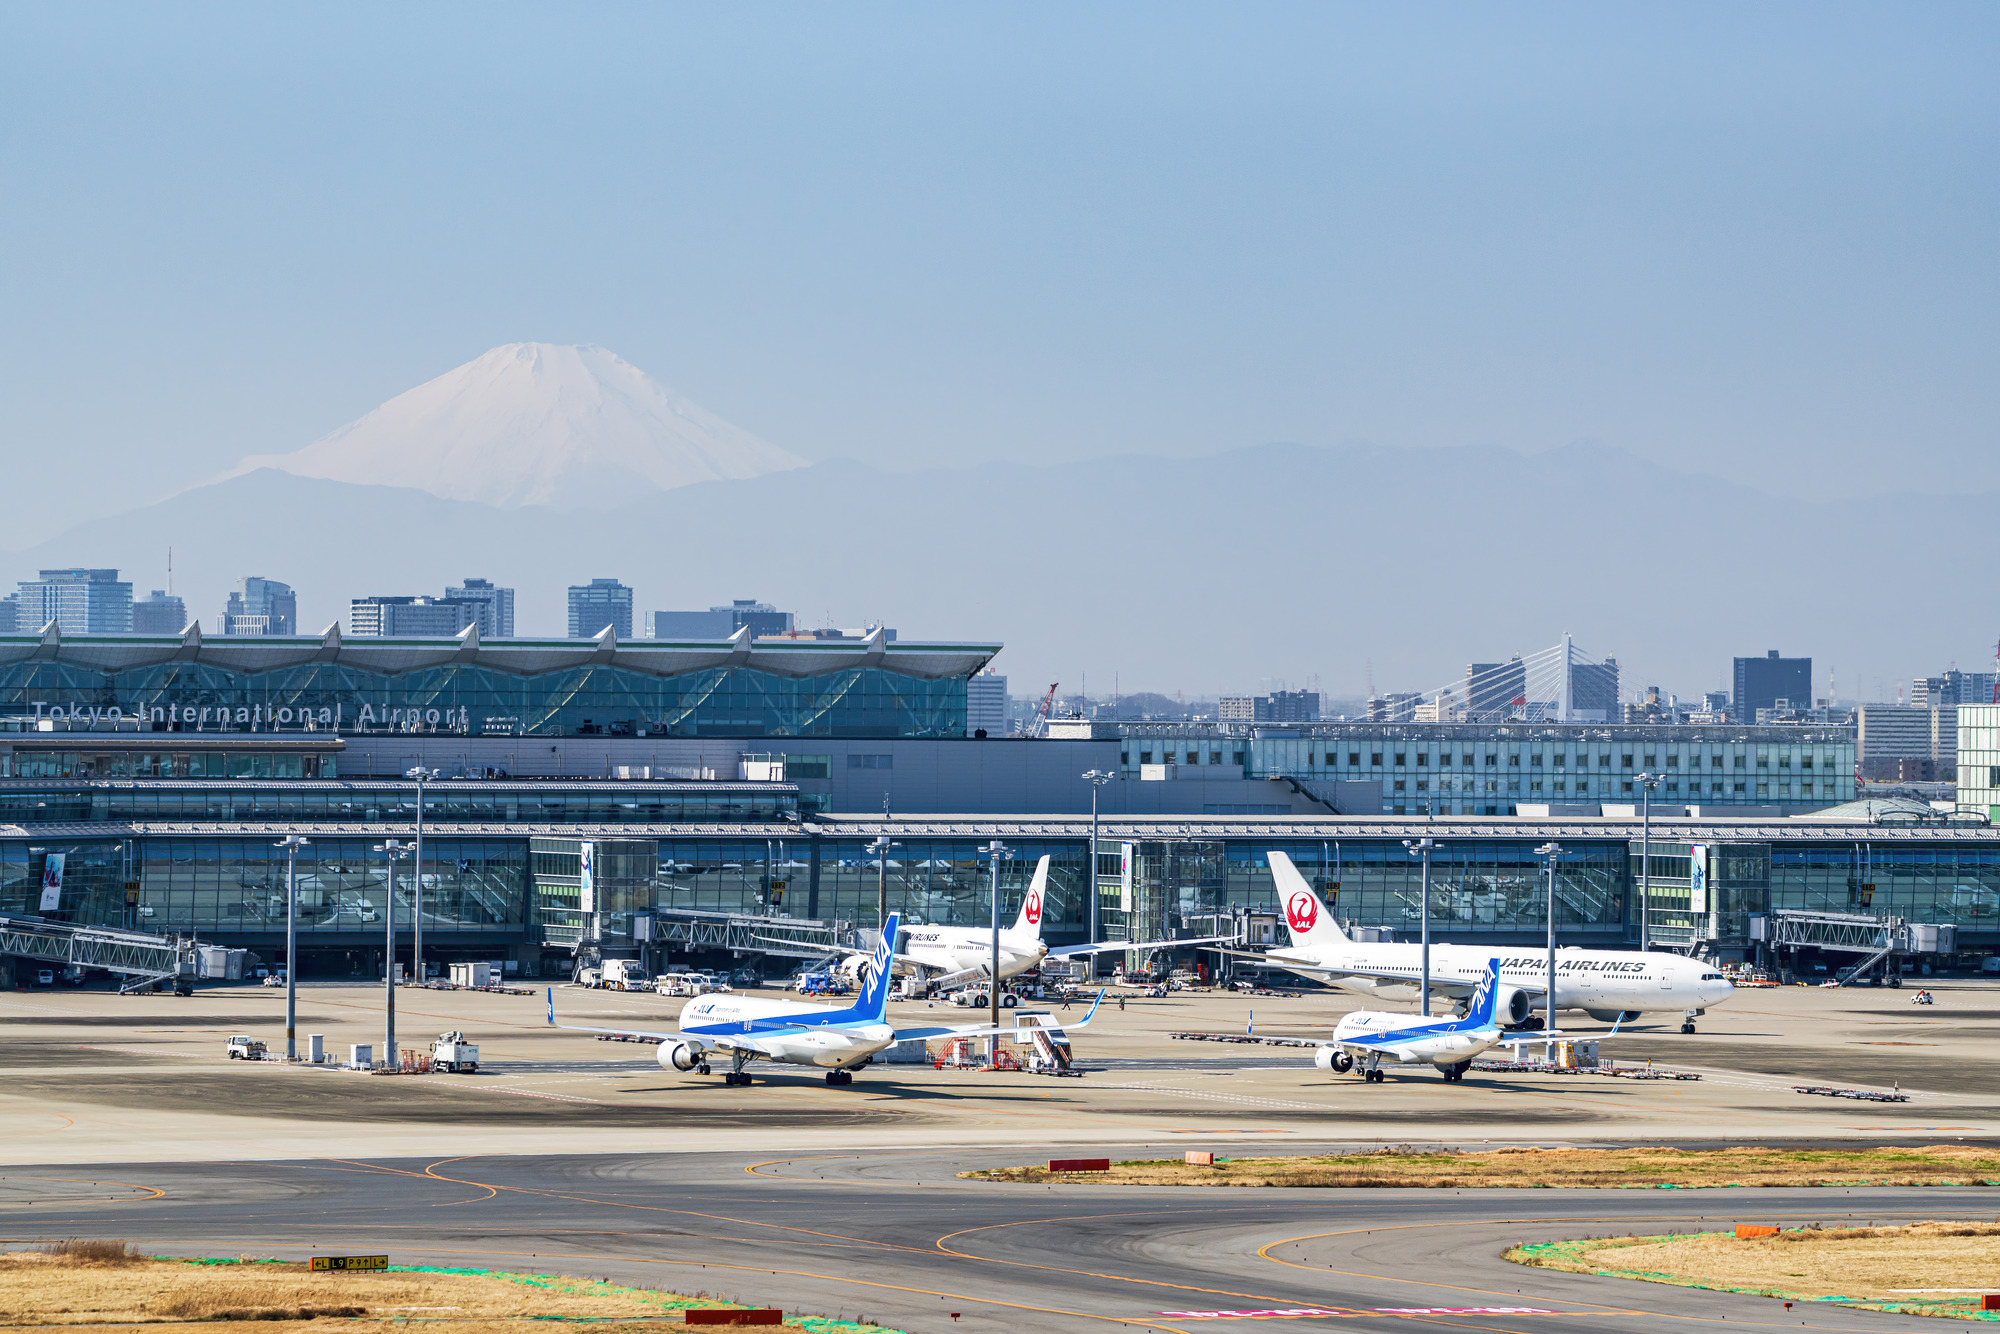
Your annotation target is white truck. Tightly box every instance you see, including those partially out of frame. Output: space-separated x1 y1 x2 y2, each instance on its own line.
654 972 710 997
430 1031 479 1073
598 959 650 991
225 1034 267 1060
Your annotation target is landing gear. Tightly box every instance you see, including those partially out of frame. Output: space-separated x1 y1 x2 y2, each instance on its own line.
723 1051 753 1086
825 1069 854 1086
698 1063 712 1076
724 1071 754 1086
1362 1054 1387 1082
1439 1060 1470 1082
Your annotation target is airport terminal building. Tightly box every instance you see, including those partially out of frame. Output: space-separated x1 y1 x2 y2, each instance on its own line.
2 629 1992 983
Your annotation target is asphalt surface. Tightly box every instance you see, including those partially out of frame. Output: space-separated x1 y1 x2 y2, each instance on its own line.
2 1148 1992 1334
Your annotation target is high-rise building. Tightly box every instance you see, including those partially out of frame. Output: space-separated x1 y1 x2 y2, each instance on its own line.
445 578 515 638
0 593 19 635
966 670 1008 737
1733 650 1811 719
1569 657 1619 721
349 595 480 637
644 598 793 639
1464 660 1526 721
568 578 633 639
1914 670 1998 709
132 590 188 634
16 569 132 633
1366 692 1421 722
221 576 296 636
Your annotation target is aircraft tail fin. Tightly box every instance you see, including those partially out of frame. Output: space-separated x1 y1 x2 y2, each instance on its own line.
1461 958 1503 1028
1269 850 1348 948
1011 855 1051 935
852 911 900 1021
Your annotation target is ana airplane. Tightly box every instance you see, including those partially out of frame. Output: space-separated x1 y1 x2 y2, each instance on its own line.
818 855 1228 993
549 911 1105 1086
1252 851 1735 1032
1312 957 1513 1082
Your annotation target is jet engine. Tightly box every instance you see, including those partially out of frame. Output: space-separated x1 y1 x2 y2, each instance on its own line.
1314 1047 1354 1073
1493 986 1536 1026
1584 1009 1643 1023
656 1040 700 1072
834 954 872 986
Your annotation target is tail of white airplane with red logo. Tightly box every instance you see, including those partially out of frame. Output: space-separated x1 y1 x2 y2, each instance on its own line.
1011 855 1051 935
1269 850 1348 949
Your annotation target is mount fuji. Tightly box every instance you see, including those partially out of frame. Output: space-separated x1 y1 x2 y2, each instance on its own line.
224 343 806 509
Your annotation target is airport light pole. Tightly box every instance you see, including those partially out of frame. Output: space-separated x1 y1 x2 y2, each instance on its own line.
1083 771 1112 964
374 839 411 1069
406 767 438 983
868 835 899 933
983 840 1012 1047
274 835 310 1060
1636 772 1663 952
1535 841 1564 1037
1403 837 1436 1016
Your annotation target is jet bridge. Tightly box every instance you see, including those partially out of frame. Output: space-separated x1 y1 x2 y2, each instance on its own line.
1751 909 1956 986
650 907 851 960
0 914 183 992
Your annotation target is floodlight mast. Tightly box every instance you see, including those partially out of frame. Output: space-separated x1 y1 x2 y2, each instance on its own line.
1403 837 1436 1016
274 835 310 1059
1535 841 1565 1037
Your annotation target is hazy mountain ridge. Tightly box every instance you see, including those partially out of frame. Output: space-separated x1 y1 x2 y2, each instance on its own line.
10 442 1985 697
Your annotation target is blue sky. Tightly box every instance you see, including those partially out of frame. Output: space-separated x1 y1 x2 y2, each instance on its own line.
3 4 1996 544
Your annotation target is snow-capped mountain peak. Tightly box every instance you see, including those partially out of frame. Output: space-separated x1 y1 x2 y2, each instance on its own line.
228 343 806 508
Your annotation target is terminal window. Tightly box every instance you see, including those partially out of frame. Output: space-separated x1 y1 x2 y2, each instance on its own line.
1621 754 1633 767
847 754 893 769
1370 754 1382 766
1348 752 1360 765
1666 755 1678 767
1462 754 1473 765
1598 755 1611 767
1393 753 1405 766
1415 753 1427 766
1553 755 1565 768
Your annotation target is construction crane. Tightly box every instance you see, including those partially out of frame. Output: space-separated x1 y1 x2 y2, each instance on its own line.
1027 682 1060 738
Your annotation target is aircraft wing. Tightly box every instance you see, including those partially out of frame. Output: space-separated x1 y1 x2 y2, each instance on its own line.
1226 952 1508 999
890 990 1105 1044
1047 934 1234 958
544 989 814 1056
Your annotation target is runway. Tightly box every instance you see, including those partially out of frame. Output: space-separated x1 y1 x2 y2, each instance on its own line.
2 1148 1988 1333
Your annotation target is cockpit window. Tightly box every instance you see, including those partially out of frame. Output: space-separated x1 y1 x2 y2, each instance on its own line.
1701 972 1727 980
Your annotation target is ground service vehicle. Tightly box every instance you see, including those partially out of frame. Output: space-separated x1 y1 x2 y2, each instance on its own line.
430 1031 479 1072
225 1035 267 1060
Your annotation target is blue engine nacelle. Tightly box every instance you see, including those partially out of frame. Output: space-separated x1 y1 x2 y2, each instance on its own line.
657 1040 700 1072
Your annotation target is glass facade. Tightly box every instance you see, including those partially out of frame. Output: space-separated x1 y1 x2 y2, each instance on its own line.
0 659 973 739
0 837 529 938
0 782 794 826
0 748 333 779
1118 725 1857 812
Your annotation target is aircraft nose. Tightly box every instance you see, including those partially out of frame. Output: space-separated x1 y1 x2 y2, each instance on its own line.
1705 978 1735 1005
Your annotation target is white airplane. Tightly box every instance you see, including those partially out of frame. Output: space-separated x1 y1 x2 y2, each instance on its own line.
817 855 1229 992
549 911 1105 1086
1311 957 1514 1083
1249 851 1736 1033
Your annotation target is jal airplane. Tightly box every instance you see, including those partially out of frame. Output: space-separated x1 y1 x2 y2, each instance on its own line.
823 855 1228 992
1312 957 1512 1082
1254 851 1736 1032
550 911 1104 1086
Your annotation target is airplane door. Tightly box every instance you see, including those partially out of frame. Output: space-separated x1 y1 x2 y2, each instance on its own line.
1659 967 1673 990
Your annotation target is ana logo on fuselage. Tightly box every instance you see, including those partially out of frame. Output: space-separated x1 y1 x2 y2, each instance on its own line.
1286 891 1319 934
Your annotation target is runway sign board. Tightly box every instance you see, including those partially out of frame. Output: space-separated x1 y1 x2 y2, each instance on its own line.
310 1255 388 1272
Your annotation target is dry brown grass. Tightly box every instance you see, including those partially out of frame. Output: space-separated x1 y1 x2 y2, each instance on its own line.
966 1143 2000 1189
1509 1220 2000 1317
0 1253 875 1329
34 1238 145 1266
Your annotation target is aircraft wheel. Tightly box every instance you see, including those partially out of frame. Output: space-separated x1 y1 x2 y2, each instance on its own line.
699 1064 712 1076
1680 1022 1696 1034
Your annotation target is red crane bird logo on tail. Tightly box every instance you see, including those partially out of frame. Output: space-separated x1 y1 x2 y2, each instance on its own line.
1286 890 1319 934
